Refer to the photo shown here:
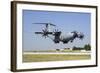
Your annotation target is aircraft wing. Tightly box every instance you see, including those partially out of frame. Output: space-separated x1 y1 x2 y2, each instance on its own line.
47 32 53 34
35 32 44 34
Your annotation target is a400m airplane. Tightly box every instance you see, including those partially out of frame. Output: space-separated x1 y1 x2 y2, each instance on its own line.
33 23 84 44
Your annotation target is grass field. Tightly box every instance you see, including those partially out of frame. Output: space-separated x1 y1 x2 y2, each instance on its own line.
23 54 91 62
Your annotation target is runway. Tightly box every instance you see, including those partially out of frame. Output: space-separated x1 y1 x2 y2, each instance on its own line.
23 52 91 55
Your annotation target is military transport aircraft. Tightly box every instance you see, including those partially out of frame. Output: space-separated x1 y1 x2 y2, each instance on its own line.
33 23 84 44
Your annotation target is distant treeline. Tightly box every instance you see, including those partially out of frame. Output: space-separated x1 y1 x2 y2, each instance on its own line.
72 44 91 51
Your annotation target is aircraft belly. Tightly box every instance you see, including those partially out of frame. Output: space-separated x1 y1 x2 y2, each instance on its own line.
60 33 74 43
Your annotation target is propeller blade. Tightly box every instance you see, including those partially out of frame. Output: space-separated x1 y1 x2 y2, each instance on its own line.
55 29 58 32
42 29 45 32
42 34 47 38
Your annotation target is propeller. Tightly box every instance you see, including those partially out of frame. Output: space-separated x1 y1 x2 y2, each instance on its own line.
34 23 56 37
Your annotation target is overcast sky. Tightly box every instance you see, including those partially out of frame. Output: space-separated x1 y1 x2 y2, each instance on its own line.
22 10 91 51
